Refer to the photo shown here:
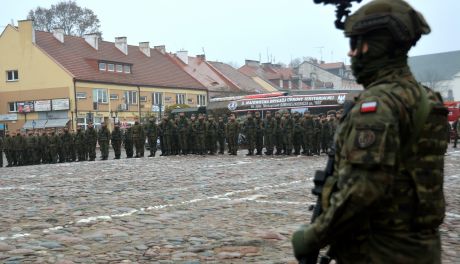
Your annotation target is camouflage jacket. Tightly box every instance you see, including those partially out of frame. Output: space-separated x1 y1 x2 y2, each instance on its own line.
308 67 447 264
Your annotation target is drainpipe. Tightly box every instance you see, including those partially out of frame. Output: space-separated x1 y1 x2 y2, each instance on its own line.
73 78 78 130
137 86 141 121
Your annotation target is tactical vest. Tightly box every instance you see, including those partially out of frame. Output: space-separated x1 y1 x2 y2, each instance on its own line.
369 81 447 231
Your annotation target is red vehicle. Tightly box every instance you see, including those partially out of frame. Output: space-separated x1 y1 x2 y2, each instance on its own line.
445 101 460 122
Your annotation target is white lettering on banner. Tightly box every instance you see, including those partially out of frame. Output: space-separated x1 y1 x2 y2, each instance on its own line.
241 94 342 106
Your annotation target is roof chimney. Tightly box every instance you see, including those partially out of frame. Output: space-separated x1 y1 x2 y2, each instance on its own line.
52 28 64 43
139 42 150 57
18 20 35 44
115 37 128 55
245 60 260 67
154 45 166 54
176 50 188 64
84 33 99 50
197 54 206 61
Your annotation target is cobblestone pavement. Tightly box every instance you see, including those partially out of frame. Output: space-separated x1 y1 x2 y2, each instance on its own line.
0 148 458 264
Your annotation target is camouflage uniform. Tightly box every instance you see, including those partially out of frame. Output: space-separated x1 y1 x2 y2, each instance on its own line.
61 129 73 162
243 113 256 156
74 128 86 161
282 113 294 155
4 134 13 166
85 125 98 161
292 113 304 155
254 112 264 155
145 118 158 157
274 113 284 155
301 112 315 156
48 131 61 164
225 115 240 155
206 116 218 155
160 117 175 156
111 125 123 159
194 115 207 155
177 114 189 154
263 112 276 155
292 1 445 263
98 125 111 160
217 117 226 154
123 126 134 158
313 117 322 155
25 132 37 165
188 116 197 154
39 131 50 163
132 121 145 158
13 132 25 166
320 118 331 153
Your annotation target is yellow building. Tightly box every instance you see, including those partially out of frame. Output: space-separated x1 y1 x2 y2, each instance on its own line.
0 20 207 131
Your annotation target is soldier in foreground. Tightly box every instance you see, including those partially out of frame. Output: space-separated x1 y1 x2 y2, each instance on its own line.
292 0 447 263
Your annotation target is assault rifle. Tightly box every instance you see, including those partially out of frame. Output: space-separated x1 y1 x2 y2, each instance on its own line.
299 148 335 264
313 0 362 29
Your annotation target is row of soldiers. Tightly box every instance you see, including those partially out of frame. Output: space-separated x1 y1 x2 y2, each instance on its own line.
0 110 339 167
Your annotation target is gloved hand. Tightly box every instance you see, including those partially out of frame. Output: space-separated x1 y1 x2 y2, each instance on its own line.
291 224 320 261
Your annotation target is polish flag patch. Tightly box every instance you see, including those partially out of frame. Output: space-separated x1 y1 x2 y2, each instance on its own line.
360 101 378 113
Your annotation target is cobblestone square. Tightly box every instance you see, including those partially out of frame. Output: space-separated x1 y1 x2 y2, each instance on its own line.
0 149 458 263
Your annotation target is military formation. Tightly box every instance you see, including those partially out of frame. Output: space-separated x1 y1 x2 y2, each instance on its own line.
0 110 341 167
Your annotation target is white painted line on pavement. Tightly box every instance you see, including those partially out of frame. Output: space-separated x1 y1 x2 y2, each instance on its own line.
1 180 303 241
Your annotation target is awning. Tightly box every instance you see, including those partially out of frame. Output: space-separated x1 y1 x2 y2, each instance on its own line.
23 119 47 129
45 118 69 128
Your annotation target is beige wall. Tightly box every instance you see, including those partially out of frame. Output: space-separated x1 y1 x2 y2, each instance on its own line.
75 81 207 126
0 22 74 131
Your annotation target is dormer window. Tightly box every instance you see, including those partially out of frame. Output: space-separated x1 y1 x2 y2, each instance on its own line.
98 63 106 71
98 61 132 74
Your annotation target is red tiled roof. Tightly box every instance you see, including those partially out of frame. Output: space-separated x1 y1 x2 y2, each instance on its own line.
319 62 345 70
35 31 205 90
166 54 240 93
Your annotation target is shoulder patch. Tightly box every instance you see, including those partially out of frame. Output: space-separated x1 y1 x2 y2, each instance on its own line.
356 130 376 148
360 101 378 113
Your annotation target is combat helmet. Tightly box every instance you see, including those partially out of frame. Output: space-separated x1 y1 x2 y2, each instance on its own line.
344 0 430 47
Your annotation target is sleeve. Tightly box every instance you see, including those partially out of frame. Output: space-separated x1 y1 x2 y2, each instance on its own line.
311 96 400 248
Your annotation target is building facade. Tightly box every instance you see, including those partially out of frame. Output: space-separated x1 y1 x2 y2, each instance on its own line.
0 20 207 131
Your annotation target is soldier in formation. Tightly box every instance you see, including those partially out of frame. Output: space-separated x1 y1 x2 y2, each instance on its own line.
0 109 340 167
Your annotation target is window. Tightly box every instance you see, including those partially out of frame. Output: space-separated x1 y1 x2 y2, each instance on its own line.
8 102 18 112
197 94 206 106
6 70 19 81
116 64 123 73
107 64 115 72
76 92 87 99
110 94 119 100
124 65 131 73
124 91 137 105
153 92 163 105
176 94 186 105
93 88 108 104
99 63 106 71
140 96 147 102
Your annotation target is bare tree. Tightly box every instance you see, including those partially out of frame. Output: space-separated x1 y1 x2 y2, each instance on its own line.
28 1 101 37
289 57 302 68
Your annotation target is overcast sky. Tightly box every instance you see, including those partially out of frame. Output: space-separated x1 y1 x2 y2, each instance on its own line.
1 0 459 67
